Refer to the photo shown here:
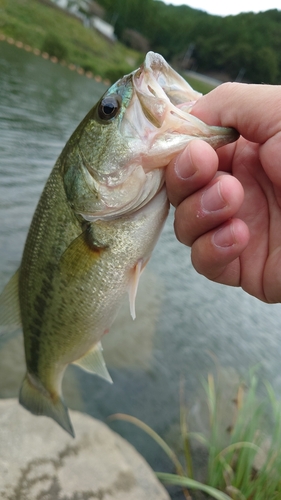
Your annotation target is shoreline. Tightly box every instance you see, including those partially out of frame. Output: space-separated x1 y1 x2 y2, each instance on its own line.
0 34 110 87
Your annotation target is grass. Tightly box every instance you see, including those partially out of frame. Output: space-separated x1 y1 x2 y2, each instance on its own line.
109 371 281 500
0 0 142 79
184 75 215 95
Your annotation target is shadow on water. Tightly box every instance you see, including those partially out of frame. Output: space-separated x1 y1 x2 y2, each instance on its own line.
1 42 281 499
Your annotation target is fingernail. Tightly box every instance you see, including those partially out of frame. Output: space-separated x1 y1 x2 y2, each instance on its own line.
201 181 225 212
174 148 197 180
213 224 235 248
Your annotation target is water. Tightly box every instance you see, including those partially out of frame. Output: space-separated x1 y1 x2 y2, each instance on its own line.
1 42 281 497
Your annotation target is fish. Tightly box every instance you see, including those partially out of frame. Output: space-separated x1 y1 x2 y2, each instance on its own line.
0 52 238 437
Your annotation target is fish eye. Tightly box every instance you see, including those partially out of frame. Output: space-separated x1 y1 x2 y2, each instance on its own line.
98 95 121 121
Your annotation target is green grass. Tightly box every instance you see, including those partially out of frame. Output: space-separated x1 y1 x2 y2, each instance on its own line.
0 0 142 79
109 372 281 500
185 75 215 95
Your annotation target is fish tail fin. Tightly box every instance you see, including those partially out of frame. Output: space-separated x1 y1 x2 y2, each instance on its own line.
19 373 75 438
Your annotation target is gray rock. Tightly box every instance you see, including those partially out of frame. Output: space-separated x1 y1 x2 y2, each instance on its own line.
0 399 170 500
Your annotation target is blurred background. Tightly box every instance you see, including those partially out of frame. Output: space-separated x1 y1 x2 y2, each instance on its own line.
1 1 281 498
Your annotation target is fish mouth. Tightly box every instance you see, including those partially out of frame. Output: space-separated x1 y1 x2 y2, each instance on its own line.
134 51 203 121
121 52 239 170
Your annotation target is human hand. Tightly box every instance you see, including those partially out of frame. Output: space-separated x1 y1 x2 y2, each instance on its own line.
166 83 281 303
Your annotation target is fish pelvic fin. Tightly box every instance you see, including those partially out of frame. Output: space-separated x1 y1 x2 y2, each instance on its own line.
0 270 22 338
128 258 148 320
19 373 75 438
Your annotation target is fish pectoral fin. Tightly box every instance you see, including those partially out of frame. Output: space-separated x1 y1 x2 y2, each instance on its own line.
19 372 75 438
0 270 22 338
73 341 113 383
58 228 107 278
128 258 148 320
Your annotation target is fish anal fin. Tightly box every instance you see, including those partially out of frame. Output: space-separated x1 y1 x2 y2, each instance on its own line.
128 258 149 320
73 341 112 383
0 270 22 337
19 372 75 438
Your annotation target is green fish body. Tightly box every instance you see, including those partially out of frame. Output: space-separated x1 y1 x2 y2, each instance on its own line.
0 52 238 436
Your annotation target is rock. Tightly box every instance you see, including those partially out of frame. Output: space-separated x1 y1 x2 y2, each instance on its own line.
0 399 170 500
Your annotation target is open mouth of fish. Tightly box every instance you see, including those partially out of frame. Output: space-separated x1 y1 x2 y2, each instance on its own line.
126 51 238 166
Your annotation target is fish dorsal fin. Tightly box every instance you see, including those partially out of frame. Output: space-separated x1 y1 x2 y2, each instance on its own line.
0 270 22 337
128 259 148 320
73 341 112 383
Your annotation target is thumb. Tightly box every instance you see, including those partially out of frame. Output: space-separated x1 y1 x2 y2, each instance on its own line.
191 82 281 144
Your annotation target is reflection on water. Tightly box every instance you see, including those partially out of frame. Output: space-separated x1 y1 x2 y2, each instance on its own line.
1 43 281 494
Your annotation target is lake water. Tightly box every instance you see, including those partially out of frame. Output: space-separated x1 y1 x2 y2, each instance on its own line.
1 42 281 497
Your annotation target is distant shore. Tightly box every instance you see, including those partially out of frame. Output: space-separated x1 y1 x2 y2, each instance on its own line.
0 34 111 86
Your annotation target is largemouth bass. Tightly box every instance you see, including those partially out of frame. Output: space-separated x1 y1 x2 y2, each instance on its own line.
0 52 238 437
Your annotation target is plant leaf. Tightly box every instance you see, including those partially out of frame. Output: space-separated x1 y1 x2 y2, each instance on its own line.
157 472 232 500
